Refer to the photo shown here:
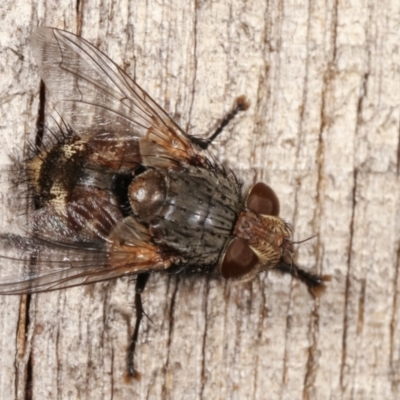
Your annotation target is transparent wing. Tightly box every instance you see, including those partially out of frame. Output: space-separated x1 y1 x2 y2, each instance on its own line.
31 27 200 167
0 28 210 295
0 239 114 294
0 218 173 295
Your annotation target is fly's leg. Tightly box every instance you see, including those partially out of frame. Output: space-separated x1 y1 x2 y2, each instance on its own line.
127 272 150 379
192 95 250 150
275 261 331 297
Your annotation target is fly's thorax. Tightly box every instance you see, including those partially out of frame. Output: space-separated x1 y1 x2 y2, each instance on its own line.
127 166 241 265
233 210 291 268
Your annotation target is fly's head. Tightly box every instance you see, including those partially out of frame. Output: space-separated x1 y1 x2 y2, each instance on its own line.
233 209 293 270
220 182 302 283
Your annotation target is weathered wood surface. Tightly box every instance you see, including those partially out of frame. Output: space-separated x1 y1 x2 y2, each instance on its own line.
1 1 399 399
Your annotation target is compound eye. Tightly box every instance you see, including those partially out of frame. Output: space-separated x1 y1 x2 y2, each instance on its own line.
246 182 280 216
220 238 259 279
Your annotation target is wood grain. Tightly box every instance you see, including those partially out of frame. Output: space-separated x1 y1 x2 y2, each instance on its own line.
0 0 399 399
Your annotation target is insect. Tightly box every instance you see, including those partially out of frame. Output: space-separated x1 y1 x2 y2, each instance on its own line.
0 28 328 378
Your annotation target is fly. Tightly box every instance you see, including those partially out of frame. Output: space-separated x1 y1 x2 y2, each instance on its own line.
0 28 329 378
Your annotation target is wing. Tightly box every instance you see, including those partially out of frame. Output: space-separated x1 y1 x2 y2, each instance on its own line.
0 218 174 294
0 28 215 294
30 27 203 168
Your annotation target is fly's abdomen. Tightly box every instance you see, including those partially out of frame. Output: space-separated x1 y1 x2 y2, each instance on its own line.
129 168 241 264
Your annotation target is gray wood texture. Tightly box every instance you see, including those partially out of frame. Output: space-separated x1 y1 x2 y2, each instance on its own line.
0 1 399 399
